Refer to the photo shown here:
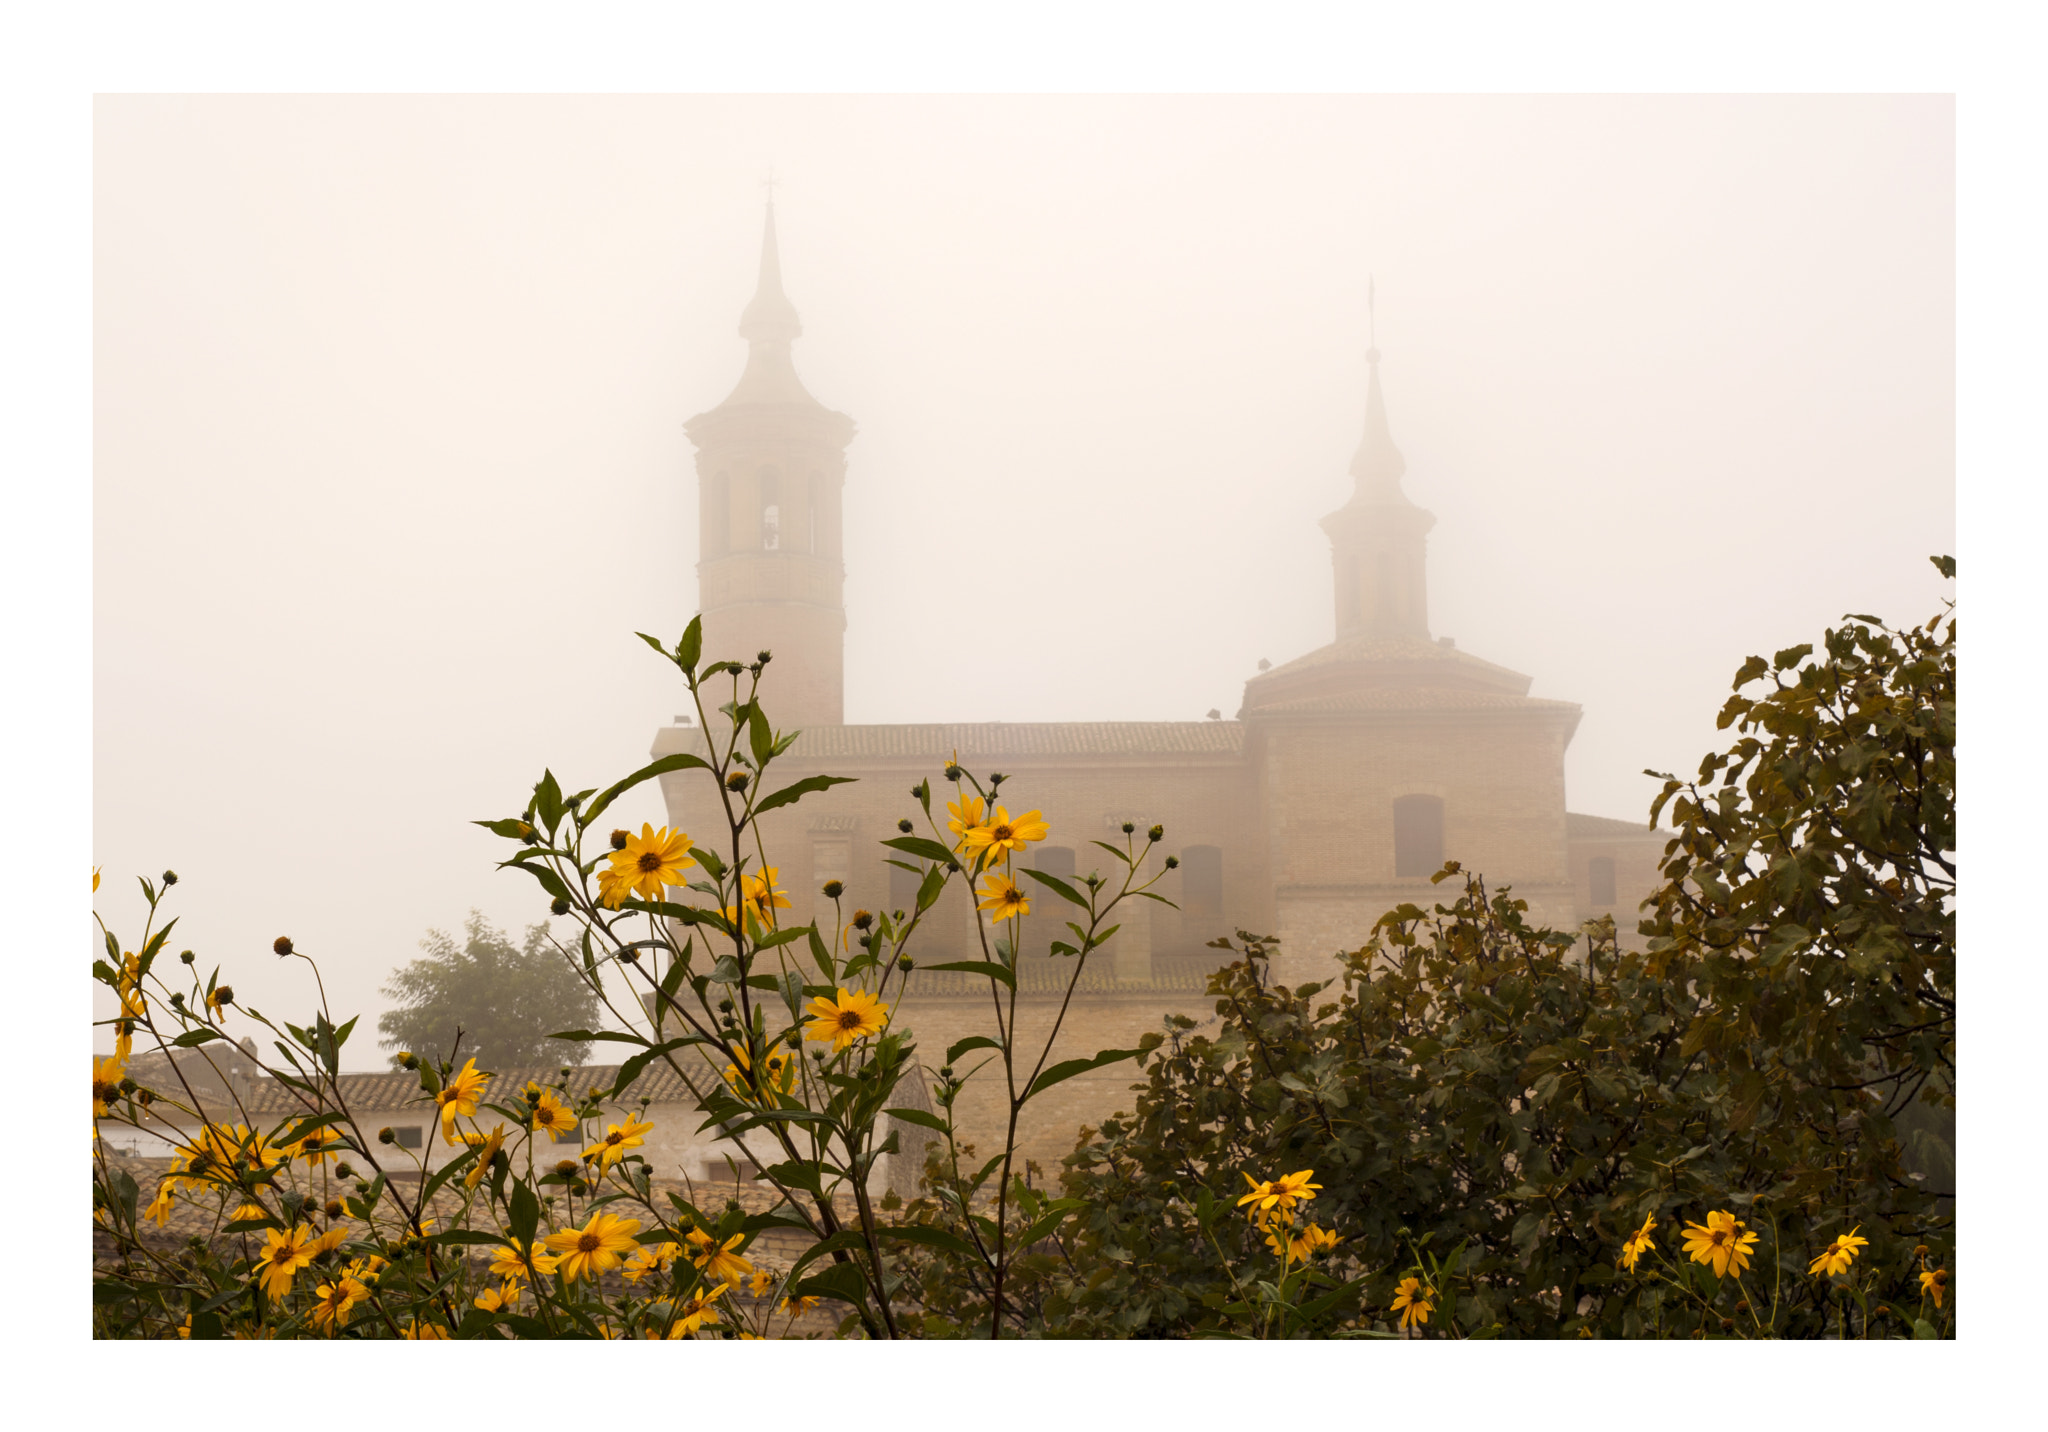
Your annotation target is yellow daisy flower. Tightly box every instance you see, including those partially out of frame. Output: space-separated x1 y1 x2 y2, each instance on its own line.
487 1238 557 1282
472 1281 521 1313
684 1227 755 1287
1918 1266 1947 1308
804 987 891 1053
525 1086 580 1142
748 1267 777 1298
463 1124 508 1190
1391 1276 1435 1330
581 1115 655 1172
1680 1210 1759 1279
1620 1213 1657 1273
310 1276 369 1335
960 806 1048 864
252 1223 319 1302
1264 1222 1342 1261
722 1045 798 1101
976 874 1030 923
1808 1226 1869 1278
142 1180 178 1228
946 793 986 852
609 823 695 902
622 1241 680 1284
671 1282 729 1335
724 866 793 930
400 1319 450 1339
92 1055 126 1118
1236 1169 1322 1222
596 863 634 910
435 1058 490 1142
542 1210 643 1283
292 1126 344 1166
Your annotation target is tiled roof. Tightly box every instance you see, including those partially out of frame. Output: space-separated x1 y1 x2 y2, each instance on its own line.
782 721 1245 761
1565 811 1664 839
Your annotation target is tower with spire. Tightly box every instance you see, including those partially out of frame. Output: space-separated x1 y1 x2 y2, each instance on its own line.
684 203 856 728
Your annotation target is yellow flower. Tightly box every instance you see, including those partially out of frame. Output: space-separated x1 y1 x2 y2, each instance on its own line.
945 792 986 852
292 1126 344 1166
722 1045 798 1101
748 1267 776 1298
804 987 891 1053
435 1058 490 1142
1680 1210 1759 1279
1808 1226 1869 1278
609 823 695 902
463 1124 508 1190
345 1254 388 1284
622 1241 680 1283
684 1227 755 1286
488 1238 558 1282
472 1281 521 1314
1237 1169 1322 1222
780 1293 822 1317
231 1202 270 1224
310 1276 368 1335
527 1088 580 1141
724 866 793 930
1918 1266 1947 1308
252 1223 319 1302
976 874 1030 924
93 866 101 893
582 1115 655 1172
1620 1213 1657 1273
960 806 1048 865
596 863 634 910
92 1055 126 1117
308 1225 351 1259
142 1181 177 1227
400 1319 450 1339
542 1210 643 1283
1264 1222 1341 1261
670 1282 729 1334
1391 1276 1435 1331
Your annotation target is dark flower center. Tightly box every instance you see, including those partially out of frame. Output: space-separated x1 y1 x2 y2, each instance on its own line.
638 851 664 873
578 1233 602 1253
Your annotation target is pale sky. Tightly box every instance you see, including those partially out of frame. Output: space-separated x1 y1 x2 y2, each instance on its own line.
91 94 1954 1053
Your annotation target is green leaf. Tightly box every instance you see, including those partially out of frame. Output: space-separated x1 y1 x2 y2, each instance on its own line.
1021 867 1090 908
475 817 532 839
792 1258 872 1307
882 834 957 866
806 926 837 983
748 704 774 768
615 1036 708 1096
947 1034 1002 1064
1026 1048 1141 1100
508 1180 539 1248
916 863 947 913
1913 1318 1939 1339
583 752 713 825
170 1029 222 1048
753 774 858 816
884 1106 950 1133
923 960 1014 988
677 615 703 672
878 1224 982 1261
784 1228 869 1285
548 1030 651 1045
534 769 564 832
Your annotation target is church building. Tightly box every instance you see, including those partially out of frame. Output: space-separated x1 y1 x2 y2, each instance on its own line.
650 208 1665 1164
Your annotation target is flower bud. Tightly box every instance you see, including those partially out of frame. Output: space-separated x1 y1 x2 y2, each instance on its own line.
717 998 733 1013
822 879 845 899
118 1077 137 1094
554 1160 579 1178
179 949 196 964
757 650 773 664
726 770 750 792
897 956 914 971
334 1162 353 1180
1164 855 1179 870
397 1051 418 1069
611 829 630 851
852 910 874 931
325 1198 345 1219
551 896 572 916
939 1066 954 1079
273 936 294 957
989 773 1006 787
1121 822 1135 835
898 819 913 833
378 1127 396 1145
213 985 234 1006
161 870 179 886
944 763 962 781
169 992 185 1007
1148 825 1163 842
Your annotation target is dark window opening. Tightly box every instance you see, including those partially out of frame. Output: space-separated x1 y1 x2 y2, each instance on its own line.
1588 856 1617 907
1182 845 1223 922
394 1125 424 1150
1393 795 1444 877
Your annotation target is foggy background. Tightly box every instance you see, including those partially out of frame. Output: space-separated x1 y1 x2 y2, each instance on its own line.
92 95 1954 1060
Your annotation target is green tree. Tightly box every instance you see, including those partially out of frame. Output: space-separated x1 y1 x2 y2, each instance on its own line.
377 911 602 1069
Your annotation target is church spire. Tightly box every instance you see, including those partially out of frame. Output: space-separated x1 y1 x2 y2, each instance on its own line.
738 202 802 344
1348 346 1410 502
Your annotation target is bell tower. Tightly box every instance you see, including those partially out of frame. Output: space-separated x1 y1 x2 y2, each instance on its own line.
685 204 855 727
1319 309 1435 643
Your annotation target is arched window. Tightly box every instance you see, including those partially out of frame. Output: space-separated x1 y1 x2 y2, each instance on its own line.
1588 856 1617 907
1393 795 1444 877
1182 845 1223 921
760 469 781 550
709 473 731 556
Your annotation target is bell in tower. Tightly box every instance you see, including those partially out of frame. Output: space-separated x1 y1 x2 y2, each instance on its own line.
685 203 856 727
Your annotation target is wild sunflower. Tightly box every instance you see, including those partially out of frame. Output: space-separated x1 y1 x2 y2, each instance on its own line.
748 1267 777 1298
1265 1222 1342 1261
596 863 634 911
1237 1169 1322 1222
1680 1210 1759 1279
472 1281 521 1313
1391 1276 1435 1331
622 1241 680 1284
960 806 1049 865
527 1088 580 1142
487 1238 557 1282
976 874 1030 924
685 1227 755 1286
609 823 695 902
668 1283 729 1335
804 987 891 1053
781 1293 823 1317
435 1058 490 1142
722 1045 798 1101
400 1319 450 1339
946 793 986 852
543 1209 643 1283
1620 1213 1657 1273
1808 1226 1869 1278
252 1223 319 1302
309 1276 369 1335
292 1126 343 1166
581 1115 655 1172
725 866 793 929
142 1180 178 1228
92 1055 126 1118
462 1124 508 1190
1919 1266 1947 1308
